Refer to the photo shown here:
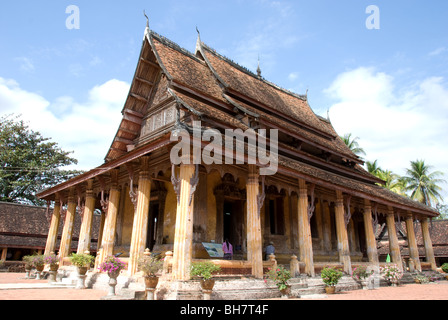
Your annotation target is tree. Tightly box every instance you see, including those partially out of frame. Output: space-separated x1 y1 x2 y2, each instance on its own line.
0 114 82 205
366 160 381 175
340 133 366 158
366 160 407 195
401 159 446 207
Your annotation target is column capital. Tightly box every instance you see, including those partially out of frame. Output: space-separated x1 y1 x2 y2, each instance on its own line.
298 179 307 198
67 187 76 204
247 165 259 185
109 169 120 191
364 198 371 210
335 190 344 207
86 179 95 198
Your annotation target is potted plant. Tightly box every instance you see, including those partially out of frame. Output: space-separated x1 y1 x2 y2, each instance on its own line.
44 253 59 283
321 266 343 294
351 266 373 290
98 255 126 296
70 253 94 274
380 264 403 287
138 250 163 300
70 253 95 289
22 255 33 278
441 263 448 280
44 253 59 271
265 266 292 298
138 252 163 285
31 255 45 280
413 273 429 284
191 261 221 293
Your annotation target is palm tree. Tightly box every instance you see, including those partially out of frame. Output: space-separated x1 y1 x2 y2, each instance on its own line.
366 160 381 175
376 169 407 196
340 133 366 158
401 159 446 207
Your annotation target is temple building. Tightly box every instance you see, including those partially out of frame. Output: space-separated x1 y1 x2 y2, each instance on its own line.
37 24 439 282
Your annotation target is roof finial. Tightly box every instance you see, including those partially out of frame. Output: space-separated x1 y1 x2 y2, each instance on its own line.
143 10 149 29
257 55 262 78
195 26 203 58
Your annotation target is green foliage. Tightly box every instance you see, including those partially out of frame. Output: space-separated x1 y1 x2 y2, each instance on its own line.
138 254 163 277
351 266 373 281
340 133 366 158
321 266 343 286
401 159 446 207
44 253 59 266
265 265 291 291
0 114 82 205
70 253 95 268
31 254 45 268
441 263 448 273
22 255 34 268
190 261 221 280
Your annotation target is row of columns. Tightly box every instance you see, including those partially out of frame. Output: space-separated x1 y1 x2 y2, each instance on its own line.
44 161 437 280
44 158 153 276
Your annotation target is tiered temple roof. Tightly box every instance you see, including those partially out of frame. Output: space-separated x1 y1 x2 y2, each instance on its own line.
37 27 438 218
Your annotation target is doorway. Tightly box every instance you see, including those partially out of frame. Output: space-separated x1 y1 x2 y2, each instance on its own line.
146 202 159 251
223 199 243 255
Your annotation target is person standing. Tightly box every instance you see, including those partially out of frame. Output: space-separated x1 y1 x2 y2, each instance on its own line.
223 239 233 260
265 241 275 260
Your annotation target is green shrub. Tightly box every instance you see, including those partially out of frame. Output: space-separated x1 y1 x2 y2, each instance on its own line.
70 253 95 268
321 267 343 286
441 263 448 273
190 261 221 280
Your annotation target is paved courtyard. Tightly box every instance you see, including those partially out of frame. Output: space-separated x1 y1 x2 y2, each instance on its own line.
1 272 448 300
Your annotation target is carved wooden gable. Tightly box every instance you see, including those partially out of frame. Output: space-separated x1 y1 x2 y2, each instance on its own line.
139 75 177 143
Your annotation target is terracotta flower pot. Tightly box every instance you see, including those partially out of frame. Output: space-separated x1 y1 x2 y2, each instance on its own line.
77 266 88 275
325 286 336 294
279 285 291 299
200 279 215 291
49 264 59 272
145 276 159 289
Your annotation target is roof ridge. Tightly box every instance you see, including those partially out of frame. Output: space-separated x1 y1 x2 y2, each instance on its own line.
200 42 307 102
150 30 203 64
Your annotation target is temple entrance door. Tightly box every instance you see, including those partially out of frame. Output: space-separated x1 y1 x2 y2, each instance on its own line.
357 220 367 260
146 202 159 251
223 199 243 257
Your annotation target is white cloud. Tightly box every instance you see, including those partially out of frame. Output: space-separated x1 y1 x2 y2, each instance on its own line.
14 57 35 73
0 77 129 170
325 67 448 199
428 47 446 57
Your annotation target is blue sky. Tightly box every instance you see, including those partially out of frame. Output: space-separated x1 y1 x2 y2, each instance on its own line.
1 1 448 200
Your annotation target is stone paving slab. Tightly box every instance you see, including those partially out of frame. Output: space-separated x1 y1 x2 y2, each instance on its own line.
1 272 448 300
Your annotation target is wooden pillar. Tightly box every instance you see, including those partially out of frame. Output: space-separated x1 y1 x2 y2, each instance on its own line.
100 170 121 263
386 208 402 271
297 179 314 276
172 163 197 281
77 180 95 254
405 213 421 272
128 158 152 276
1 248 7 261
363 199 379 265
421 217 437 271
44 195 61 256
246 165 263 279
335 190 351 274
59 188 77 262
